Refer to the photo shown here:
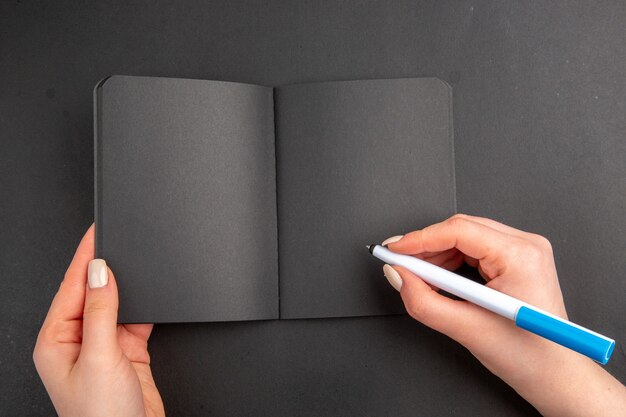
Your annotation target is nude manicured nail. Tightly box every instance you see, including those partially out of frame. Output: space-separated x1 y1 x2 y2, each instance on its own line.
383 264 403 292
381 235 403 246
88 259 108 288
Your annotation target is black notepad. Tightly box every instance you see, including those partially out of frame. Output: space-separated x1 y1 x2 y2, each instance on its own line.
94 75 455 323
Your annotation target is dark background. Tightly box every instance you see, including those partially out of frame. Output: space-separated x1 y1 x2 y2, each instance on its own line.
1 1 624 416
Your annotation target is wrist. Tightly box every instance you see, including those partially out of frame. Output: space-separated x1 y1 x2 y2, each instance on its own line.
473 336 626 417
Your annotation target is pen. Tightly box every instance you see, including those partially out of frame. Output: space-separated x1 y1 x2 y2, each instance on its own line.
366 244 615 364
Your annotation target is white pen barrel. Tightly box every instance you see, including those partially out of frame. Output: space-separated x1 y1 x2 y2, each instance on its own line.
372 246 523 320
371 245 616 364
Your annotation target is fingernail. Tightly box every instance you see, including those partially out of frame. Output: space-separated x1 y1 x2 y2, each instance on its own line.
381 235 403 246
88 259 108 288
383 264 403 292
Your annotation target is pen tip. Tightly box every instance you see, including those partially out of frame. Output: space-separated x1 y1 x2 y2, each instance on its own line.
365 244 371 250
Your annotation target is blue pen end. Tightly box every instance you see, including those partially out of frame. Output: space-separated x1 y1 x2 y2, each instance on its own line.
604 339 616 365
515 306 615 365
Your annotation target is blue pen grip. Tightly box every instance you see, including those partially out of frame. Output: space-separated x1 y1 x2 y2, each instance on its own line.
515 306 615 364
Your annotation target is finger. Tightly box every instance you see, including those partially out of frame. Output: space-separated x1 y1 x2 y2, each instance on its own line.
387 216 519 278
124 324 154 342
81 260 121 358
65 224 96 284
386 240 473 265
118 325 153 365
44 224 94 324
464 254 479 268
449 214 532 239
477 263 491 281
33 320 82 380
422 249 479 272
423 250 449 257
382 235 455 259
421 248 460 266
438 253 465 272
393 266 488 343
456 214 552 251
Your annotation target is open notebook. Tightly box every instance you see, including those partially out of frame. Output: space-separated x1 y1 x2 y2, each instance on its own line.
94 76 455 323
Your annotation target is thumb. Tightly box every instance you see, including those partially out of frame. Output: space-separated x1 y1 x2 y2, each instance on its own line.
386 265 490 344
82 259 120 357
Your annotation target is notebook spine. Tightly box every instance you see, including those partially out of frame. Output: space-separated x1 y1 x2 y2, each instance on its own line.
93 77 110 258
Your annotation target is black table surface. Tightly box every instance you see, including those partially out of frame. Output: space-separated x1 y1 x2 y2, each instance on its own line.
2 1 625 416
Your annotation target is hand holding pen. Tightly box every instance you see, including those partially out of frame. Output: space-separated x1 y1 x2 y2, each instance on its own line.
376 214 626 417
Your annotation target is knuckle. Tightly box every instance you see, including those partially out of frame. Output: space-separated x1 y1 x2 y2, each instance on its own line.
404 230 426 252
405 230 420 240
406 295 430 323
447 216 469 231
37 322 57 344
522 241 545 263
61 270 77 287
530 234 553 253
508 241 524 257
505 237 536 265
32 344 42 366
450 213 469 221
83 301 108 316
59 276 82 294
33 339 52 368
485 278 501 292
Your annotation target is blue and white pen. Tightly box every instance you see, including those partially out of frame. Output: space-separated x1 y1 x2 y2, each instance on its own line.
366 244 615 364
